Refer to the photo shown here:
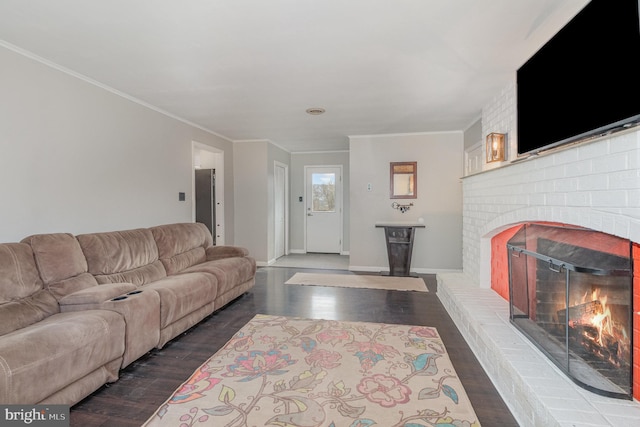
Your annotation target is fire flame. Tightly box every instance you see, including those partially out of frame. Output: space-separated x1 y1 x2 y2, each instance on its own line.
586 290 610 347
573 289 629 366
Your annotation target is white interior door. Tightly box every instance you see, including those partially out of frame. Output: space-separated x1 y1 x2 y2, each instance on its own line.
305 166 342 253
274 163 286 259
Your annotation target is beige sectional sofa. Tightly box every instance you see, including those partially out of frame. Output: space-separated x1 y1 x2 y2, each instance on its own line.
0 222 255 405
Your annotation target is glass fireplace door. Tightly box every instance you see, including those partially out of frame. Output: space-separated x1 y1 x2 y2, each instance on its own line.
507 224 633 399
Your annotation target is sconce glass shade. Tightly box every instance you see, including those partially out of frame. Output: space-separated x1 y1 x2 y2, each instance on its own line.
486 132 506 163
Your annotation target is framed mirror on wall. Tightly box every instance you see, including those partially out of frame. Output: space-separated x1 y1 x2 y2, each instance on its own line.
390 161 417 199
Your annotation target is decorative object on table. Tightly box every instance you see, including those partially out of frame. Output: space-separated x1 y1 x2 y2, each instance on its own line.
285 272 428 292
142 314 480 427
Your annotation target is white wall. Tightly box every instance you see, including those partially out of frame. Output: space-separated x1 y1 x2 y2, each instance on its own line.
233 141 269 261
349 132 464 272
464 118 482 150
233 140 291 265
0 45 235 243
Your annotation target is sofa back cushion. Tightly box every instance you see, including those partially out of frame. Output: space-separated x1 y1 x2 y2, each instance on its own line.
0 243 59 335
150 223 212 275
77 228 166 286
22 233 99 300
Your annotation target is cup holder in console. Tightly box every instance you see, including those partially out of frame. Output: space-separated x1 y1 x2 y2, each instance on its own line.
112 290 142 301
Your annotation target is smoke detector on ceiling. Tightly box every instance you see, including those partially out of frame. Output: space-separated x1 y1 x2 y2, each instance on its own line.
305 107 326 115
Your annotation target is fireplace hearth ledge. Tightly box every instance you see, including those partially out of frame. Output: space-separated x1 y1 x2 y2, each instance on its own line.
437 272 640 427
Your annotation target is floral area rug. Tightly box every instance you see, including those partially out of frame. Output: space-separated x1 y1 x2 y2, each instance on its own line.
142 314 480 427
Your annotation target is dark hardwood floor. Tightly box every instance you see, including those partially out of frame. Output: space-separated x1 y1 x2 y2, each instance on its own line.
70 267 519 426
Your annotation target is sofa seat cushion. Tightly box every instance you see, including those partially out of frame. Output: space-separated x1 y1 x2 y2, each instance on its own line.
22 233 101 300
0 290 60 337
151 223 212 257
0 243 60 335
180 257 256 296
92 260 166 286
150 223 212 275
22 233 88 287
0 310 125 404
142 272 217 329
77 229 166 285
0 243 43 301
159 247 206 277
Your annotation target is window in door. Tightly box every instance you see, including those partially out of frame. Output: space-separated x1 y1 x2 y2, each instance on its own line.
311 173 336 212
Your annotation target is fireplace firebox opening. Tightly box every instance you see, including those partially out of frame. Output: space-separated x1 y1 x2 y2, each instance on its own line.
507 223 633 399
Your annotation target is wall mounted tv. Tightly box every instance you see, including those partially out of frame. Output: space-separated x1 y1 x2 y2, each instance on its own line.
517 0 640 157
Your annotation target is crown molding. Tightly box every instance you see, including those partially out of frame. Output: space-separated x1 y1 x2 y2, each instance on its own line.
0 40 233 143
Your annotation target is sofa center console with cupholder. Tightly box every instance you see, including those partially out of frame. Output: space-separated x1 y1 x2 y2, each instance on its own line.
61 286 161 368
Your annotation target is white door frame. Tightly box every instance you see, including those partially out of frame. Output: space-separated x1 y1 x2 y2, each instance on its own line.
192 141 225 245
274 161 289 258
303 165 343 254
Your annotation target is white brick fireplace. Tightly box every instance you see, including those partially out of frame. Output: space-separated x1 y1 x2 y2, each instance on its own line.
437 80 640 426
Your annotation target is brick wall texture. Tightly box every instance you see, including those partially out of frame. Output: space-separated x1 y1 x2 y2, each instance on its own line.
470 80 640 400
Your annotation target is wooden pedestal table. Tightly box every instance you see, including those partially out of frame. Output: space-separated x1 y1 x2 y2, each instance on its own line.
375 222 425 277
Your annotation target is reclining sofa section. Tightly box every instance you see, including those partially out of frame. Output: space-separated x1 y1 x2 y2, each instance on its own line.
0 222 256 405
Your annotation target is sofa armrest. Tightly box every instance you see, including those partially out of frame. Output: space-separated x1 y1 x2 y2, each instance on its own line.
59 283 137 306
206 245 249 261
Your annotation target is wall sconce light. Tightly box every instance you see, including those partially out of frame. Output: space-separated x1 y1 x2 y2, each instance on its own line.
486 132 506 163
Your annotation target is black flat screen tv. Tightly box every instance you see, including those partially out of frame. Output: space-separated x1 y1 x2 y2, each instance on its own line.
517 0 640 156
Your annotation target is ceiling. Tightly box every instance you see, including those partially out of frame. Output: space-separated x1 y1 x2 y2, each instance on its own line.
0 0 590 152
